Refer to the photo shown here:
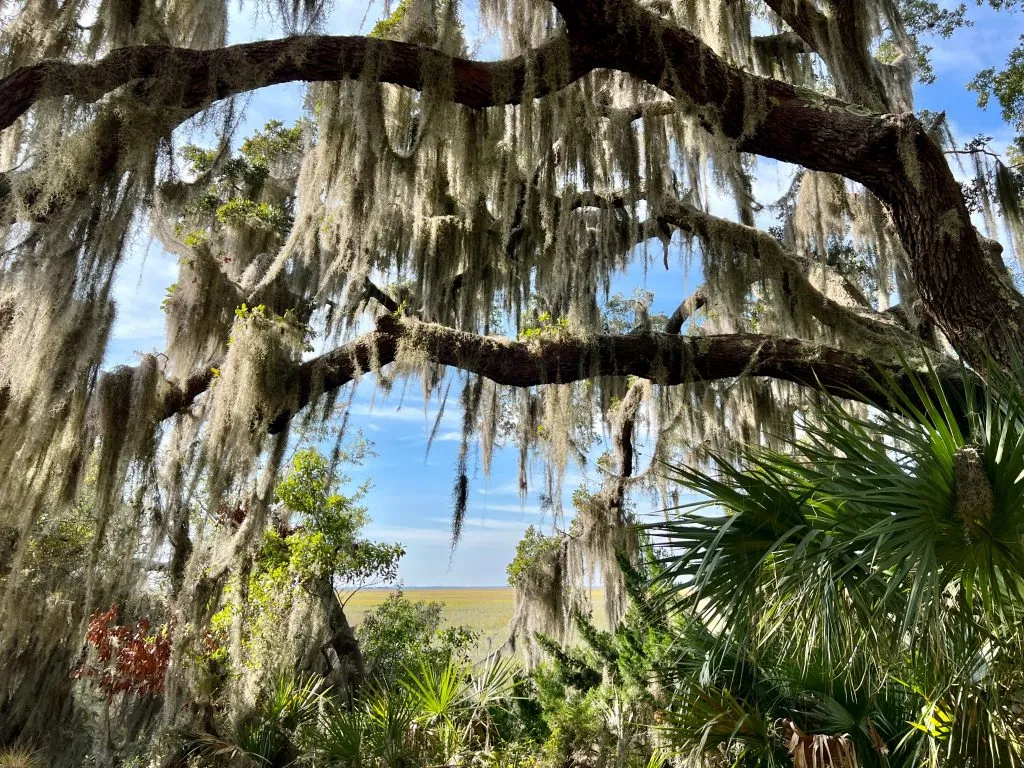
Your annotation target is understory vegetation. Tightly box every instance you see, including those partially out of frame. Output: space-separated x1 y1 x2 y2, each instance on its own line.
4 365 1024 767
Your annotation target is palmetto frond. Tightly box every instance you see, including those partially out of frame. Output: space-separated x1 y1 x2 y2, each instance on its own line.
183 675 326 767
647 361 1024 766
650 362 1024 652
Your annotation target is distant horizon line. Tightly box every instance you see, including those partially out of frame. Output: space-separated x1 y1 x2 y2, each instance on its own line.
353 585 509 590
347 585 606 590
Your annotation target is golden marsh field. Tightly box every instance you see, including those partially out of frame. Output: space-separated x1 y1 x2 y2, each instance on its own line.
344 587 606 657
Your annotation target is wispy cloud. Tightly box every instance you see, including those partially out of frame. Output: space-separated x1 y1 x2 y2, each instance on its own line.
365 523 525 547
426 516 538 531
471 502 545 516
433 430 464 442
477 481 522 496
347 402 463 425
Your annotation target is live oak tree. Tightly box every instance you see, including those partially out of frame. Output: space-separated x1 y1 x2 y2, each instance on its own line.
4 0 1024 760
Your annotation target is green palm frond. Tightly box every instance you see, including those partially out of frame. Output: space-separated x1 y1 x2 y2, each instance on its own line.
183 675 325 767
646 360 1024 765
314 703 366 766
362 685 419 750
650 361 1024 656
471 653 520 709
403 657 472 725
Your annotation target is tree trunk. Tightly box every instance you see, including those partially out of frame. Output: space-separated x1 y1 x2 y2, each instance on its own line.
307 577 364 693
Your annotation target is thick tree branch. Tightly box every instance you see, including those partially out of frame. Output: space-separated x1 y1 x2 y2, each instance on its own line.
0 12 911 190
157 314 963 433
554 0 1023 370
614 381 646 479
762 0 900 111
0 33 583 132
761 0 829 54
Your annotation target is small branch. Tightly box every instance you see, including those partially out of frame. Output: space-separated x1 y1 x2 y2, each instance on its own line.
654 198 914 344
361 277 400 314
761 0 829 54
614 381 646 479
945 147 1024 170
664 286 708 334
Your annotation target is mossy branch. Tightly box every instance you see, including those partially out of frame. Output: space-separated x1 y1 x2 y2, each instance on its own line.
156 314 967 433
760 0 829 56
654 198 919 345
0 32 582 132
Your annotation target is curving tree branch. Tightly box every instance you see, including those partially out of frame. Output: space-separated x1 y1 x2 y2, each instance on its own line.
761 0 829 54
155 314 964 434
664 286 708 335
0 33 583 132
550 0 1024 372
653 198 918 345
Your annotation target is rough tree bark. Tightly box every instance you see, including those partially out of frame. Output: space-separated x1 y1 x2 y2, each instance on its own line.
153 314 969 434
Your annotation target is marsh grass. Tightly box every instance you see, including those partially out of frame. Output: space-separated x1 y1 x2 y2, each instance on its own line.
345 588 607 659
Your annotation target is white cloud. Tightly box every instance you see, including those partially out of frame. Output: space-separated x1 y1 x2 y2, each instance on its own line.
472 502 545 515
347 402 463 424
477 480 522 496
366 523 525 548
426 516 538 531
433 430 464 442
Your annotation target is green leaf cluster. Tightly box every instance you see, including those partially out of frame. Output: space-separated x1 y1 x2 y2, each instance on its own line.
356 590 479 687
268 448 404 589
519 312 570 341
506 525 562 588
216 197 291 235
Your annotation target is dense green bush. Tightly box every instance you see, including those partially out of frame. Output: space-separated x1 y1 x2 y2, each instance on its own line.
356 590 480 687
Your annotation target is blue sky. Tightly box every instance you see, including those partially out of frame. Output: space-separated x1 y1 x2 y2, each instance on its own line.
105 1 1024 586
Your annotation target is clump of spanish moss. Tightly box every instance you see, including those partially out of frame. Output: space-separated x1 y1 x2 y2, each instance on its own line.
202 307 304 507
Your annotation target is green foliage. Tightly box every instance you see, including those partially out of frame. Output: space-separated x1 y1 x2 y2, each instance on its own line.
239 120 305 166
172 120 304 260
406 654 521 763
185 656 524 768
184 675 325 767
369 0 413 38
645 362 1024 765
159 282 178 312
268 446 403 590
506 525 562 588
533 633 601 693
182 229 209 247
230 303 316 353
518 311 570 340
179 145 219 176
356 590 479 686
210 445 402 681
521 545 678 768
533 679 605 767
972 36 1024 132
216 197 291 235
602 289 668 334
